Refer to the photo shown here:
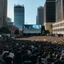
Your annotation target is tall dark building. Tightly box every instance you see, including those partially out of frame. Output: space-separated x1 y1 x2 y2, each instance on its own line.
45 0 56 23
0 0 7 28
36 6 44 26
14 5 24 30
44 0 56 33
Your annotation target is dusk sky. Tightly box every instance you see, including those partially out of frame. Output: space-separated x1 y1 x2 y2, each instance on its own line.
7 0 45 24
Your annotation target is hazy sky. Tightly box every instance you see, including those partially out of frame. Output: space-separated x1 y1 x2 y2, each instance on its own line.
7 0 45 24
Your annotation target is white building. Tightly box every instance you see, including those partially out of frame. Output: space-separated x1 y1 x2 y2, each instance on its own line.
53 20 64 34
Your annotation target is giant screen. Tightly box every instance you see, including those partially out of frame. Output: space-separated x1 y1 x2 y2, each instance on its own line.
23 25 41 34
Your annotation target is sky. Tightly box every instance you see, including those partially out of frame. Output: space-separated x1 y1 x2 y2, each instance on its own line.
7 0 45 24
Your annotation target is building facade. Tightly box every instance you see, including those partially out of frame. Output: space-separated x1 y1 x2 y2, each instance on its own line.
53 20 64 34
0 0 7 28
56 0 64 22
36 6 44 26
44 0 56 33
53 0 64 35
14 5 24 30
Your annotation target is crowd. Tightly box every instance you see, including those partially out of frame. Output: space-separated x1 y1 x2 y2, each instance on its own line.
0 37 64 64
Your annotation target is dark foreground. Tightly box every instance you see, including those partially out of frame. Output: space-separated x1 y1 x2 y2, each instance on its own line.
0 37 64 64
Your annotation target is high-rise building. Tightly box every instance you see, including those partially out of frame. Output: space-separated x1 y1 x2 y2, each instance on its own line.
56 0 64 22
0 0 7 28
14 5 24 30
44 0 56 23
36 6 44 26
53 0 64 35
44 0 56 33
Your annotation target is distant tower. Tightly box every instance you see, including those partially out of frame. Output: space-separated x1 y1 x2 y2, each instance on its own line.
14 5 25 30
0 0 7 28
36 6 44 26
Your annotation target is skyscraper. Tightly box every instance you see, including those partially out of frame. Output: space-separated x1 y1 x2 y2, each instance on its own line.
56 0 64 22
44 0 56 33
36 6 44 26
14 5 24 30
44 0 56 23
0 0 7 28
53 0 64 35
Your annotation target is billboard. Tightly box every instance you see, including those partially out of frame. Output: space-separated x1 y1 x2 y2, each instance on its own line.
23 25 41 34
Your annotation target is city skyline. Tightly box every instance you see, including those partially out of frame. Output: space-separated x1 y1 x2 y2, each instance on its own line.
7 0 45 24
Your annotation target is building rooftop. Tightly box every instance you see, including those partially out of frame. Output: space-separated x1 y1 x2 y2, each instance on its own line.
46 0 56 2
14 4 24 8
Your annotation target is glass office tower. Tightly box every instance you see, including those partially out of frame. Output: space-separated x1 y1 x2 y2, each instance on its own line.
14 5 24 30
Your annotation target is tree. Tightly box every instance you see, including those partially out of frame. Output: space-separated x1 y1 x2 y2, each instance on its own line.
0 27 11 34
44 30 50 35
14 29 19 35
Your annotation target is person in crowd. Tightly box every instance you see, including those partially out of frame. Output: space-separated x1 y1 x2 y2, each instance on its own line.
0 37 64 64
0 58 5 64
2 51 13 64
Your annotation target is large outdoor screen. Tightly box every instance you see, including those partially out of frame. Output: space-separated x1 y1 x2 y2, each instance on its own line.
23 25 41 34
